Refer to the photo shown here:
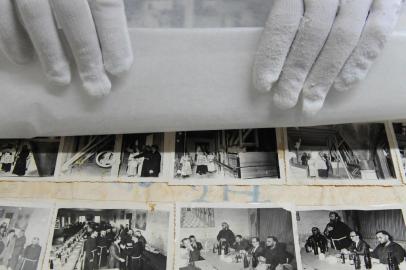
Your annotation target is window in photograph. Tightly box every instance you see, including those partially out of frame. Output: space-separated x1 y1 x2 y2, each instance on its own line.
392 122 406 177
173 128 280 181
0 137 60 178
297 207 406 270
286 123 396 181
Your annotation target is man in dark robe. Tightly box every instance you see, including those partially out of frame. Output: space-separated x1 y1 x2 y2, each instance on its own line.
12 145 30 176
9 229 26 270
128 237 144 270
323 212 352 250
134 231 146 252
121 232 135 270
106 228 115 247
372 230 406 266
148 145 161 177
305 227 328 253
19 237 41 270
216 222 235 246
83 231 98 270
96 230 109 268
233 235 250 252
108 237 125 270
136 146 161 177
263 236 293 270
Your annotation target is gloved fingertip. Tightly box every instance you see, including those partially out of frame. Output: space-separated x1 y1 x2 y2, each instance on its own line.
272 92 298 110
332 78 353 92
45 65 72 86
253 73 274 93
82 75 112 97
105 54 133 76
302 97 324 116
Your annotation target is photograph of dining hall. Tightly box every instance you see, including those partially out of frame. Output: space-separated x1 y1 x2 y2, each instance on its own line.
176 205 298 270
57 135 119 179
392 122 406 176
173 128 280 181
285 123 396 181
0 138 60 178
0 203 53 270
118 133 164 179
297 208 406 270
48 205 171 270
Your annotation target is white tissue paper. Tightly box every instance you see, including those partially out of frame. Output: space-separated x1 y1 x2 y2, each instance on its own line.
0 1 405 138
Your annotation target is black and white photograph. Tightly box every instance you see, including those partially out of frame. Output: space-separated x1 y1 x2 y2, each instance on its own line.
124 0 271 28
56 136 120 180
392 122 406 179
118 133 165 180
297 207 406 270
47 202 173 270
171 128 282 184
0 201 53 270
0 138 60 178
285 123 398 184
176 203 299 270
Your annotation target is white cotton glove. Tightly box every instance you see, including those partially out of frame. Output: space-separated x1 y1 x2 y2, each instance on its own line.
253 0 404 114
0 0 133 96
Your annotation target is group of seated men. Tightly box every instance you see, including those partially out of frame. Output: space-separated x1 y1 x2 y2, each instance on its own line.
179 222 295 270
304 212 406 266
78 222 147 270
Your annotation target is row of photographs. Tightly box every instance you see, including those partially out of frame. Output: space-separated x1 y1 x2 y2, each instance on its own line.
1 200 406 270
1 122 406 185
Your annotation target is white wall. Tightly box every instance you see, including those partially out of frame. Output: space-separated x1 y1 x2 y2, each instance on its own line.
179 208 250 248
142 210 170 255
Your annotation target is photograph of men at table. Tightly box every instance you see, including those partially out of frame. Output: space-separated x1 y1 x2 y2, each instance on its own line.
177 207 297 270
49 207 171 270
297 209 406 270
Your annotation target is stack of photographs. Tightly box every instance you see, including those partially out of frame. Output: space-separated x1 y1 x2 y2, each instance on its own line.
0 122 404 185
1 200 406 270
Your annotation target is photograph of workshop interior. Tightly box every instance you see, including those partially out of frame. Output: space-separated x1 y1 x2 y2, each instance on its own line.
285 123 397 182
173 128 280 182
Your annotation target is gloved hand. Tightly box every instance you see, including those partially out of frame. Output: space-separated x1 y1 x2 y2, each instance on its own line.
253 0 404 114
0 0 132 96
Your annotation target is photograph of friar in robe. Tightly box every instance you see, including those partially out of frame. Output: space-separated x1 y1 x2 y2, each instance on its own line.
118 133 164 178
57 136 119 179
177 205 298 270
173 128 280 181
0 203 52 270
286 123 396 181
297 208 406 270
49 206 171 270
0 138 60 178
392 123 406 176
